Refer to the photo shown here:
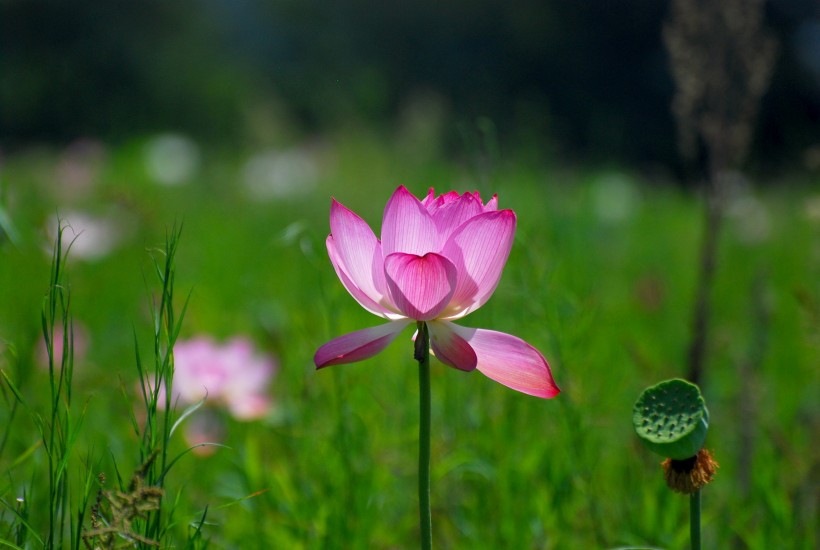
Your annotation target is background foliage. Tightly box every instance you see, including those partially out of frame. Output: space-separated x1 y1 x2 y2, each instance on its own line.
2 0 819 169
0 138 818 547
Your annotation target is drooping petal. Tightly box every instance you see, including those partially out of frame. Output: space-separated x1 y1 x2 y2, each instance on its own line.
440 209 516 319
314 320 413 368
327 236 400 318
427 320 477 371
381 186 438 256
429 192 484 246
445 322 559 398
384 252 457 320
328 199 392 314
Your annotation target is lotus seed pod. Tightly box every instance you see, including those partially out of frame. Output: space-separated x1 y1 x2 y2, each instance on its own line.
632 378 709 460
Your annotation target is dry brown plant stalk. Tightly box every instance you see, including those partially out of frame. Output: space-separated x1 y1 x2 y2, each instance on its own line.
82 452 164 549
664 0 777 385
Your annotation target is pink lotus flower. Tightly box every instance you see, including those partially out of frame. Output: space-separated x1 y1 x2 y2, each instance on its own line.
164 337 276 420
314 186 559 398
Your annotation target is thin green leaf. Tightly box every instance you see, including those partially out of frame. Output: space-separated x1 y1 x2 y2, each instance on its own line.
169 396 207 438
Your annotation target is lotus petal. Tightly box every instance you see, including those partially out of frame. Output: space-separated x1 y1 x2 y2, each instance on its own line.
384 252 457 321
483 194 498 211
427 320 478 371
446 322 559 398
381 186 438 256
327 235 400 318
430 192 484 246
440 209 516 318
329 199 391 312
314 320 413 368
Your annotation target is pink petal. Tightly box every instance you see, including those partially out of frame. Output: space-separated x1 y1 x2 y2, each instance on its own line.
384 252 457 321
381 186 439 256
483 194 499 211
327 236 399 318
328 199 393 315
440 209 516 319
429 192 484 246
314 320 413 368
420 188 437 208
447 322 559 398
427 320 477 371
429 191 461 212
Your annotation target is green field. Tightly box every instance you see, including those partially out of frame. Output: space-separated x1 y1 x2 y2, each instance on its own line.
0 133 817 548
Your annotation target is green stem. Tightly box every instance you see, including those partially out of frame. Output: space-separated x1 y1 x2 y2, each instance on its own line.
415 321 432 550
690 489 701 550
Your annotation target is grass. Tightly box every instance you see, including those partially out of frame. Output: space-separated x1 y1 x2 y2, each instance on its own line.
0 131 818 548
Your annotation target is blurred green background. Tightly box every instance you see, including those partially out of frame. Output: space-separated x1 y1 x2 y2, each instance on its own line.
0 1 819 548
2 0 819 170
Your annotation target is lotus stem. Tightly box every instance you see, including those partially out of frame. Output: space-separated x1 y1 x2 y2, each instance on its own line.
690 489 701 550
415 321 432 550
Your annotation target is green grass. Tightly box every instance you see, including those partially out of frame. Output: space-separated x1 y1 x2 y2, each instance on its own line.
0 132 818 548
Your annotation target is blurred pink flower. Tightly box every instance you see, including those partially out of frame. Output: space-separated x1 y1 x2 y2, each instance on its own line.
314 186 559 398
167 337 276 420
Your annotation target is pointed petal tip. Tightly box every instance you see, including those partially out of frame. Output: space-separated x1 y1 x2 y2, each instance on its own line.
382 185 438 256
329 197 349 219
533 382 561 399
391 185 427 204
314 355 340 370
394 184 412 197
502 372 561 399
313 347 337 369
484 194 499 211
497 208 516 223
